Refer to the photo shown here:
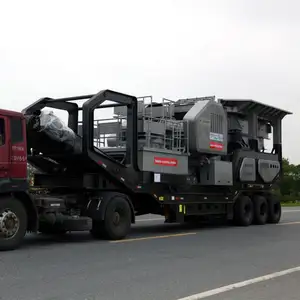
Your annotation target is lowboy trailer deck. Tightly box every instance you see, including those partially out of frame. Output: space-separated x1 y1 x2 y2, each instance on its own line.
0 89 291 250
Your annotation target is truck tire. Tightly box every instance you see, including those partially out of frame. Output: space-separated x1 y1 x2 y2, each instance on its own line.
102 197 132 240
253 195 268 225
233 195 253 226
0 196 27 251
267 195 281 224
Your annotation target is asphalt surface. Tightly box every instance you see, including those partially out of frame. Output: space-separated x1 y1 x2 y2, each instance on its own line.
1 208 300 300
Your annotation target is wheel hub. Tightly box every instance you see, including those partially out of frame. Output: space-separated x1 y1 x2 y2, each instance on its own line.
0 210 20 238
113 212 121 225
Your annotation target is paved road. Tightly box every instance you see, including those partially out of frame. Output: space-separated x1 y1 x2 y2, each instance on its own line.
1 208 300 300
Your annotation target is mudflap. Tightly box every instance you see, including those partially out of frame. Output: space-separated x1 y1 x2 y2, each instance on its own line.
226 203 234 220
175 204 186 224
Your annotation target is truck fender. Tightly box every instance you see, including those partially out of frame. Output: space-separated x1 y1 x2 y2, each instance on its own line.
86 191 135 224
13 192 39 232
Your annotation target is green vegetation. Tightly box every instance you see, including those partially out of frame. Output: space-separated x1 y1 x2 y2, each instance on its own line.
281 202 300 207
277 158 300 205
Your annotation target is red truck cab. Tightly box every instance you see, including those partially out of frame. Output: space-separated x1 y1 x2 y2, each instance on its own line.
0 109 28 192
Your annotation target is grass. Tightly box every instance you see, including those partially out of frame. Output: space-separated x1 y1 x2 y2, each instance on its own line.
281 202 300 207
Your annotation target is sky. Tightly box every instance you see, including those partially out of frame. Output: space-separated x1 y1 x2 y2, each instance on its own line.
0 0 299 162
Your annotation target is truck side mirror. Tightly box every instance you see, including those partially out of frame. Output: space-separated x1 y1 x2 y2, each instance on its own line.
266 123 272 134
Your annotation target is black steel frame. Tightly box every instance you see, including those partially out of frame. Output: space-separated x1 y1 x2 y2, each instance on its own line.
23 89 140 192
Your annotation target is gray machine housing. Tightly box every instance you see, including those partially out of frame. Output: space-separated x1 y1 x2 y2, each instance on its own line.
183 99 227 155
79 95 290 187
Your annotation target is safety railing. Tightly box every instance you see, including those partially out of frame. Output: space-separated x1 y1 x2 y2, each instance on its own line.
78 96 189 154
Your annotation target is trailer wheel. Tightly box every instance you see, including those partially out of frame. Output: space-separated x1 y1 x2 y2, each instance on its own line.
103 197 132 240
267 195 281 224
0 196 27 251
253 195 268 225
233 195 253 226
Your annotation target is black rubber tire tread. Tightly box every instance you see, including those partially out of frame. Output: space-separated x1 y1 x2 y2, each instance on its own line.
253 195 268 225
102 197 132 240
233 195 253 226
0 196 27 251
267 194 282 224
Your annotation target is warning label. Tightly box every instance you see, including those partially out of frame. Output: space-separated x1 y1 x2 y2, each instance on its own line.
154 157 178 167
210 141 223 150
209 132 224 142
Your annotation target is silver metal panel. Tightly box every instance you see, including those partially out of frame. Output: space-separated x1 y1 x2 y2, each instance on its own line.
144 105 171 118
258 159 280 183
114 102 145 116
219 99 292 119
107 137 118 147
239 157 256 182
97 122 120 134
199 160 233 186
183 99 228 155
114 102 174 119
138 148 189 175
174 97 216 114
257 120 271 139
138 119 165 135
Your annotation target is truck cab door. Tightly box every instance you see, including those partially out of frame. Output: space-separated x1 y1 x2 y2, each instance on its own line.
0 116 10 176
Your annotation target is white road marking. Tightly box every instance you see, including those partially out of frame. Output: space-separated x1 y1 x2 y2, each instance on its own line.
282 209 300 213
110 232 196 243
136 218 164 222
177 266 300 300
135 209 300 223
278 221 300 226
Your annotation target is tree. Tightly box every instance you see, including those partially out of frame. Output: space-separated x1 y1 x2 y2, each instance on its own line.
279 158 300 201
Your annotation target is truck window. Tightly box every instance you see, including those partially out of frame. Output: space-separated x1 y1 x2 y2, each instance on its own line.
0 118 5 146
10 117 23 144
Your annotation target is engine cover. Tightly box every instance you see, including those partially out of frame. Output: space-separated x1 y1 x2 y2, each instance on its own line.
258 159 280 183
183 99 228 155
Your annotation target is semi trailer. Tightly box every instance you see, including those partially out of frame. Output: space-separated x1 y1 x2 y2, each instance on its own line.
0 89 291 251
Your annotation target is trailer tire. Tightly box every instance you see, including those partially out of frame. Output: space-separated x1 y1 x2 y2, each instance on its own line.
267 195 281 224
102 196 131 240
253 195 268 225
233 195 253 226
0 196 27 251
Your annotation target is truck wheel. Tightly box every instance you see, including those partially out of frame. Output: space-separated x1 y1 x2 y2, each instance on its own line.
0 197 27 251
253 195 268 225
103 197 132 240
233 195 253 226
267 195 281 224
